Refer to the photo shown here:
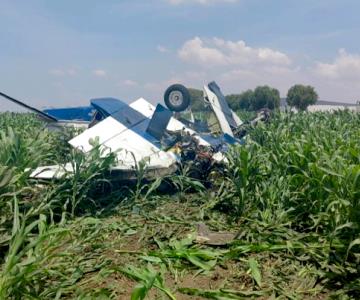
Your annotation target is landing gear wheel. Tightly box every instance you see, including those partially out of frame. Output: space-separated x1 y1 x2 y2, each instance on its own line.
164 84 191 112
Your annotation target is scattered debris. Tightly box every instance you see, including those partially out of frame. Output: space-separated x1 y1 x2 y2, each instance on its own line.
195 223 236 246
1 82 269 181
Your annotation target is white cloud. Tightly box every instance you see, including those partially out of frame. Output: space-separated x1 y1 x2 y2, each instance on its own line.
122 79 138 86
92 69 107 77
176 36 299 97
49 68 77 76
142 44 360 103
178 37 291 67
49 69 65 76
51 81 64 88
157 45 169 53
166 0 238 5
178 37 226 66
314 49 360 80
67 68 77 76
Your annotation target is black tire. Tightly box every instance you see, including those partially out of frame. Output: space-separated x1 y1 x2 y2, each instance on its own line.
164 84 191 112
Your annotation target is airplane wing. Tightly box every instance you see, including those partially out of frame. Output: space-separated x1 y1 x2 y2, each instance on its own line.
0 92 58 123
69 97 211 154
30 97 215 180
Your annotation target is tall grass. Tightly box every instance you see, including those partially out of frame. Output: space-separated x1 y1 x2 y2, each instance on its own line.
0 111 359 298
219 110 360 294
0 197 69 299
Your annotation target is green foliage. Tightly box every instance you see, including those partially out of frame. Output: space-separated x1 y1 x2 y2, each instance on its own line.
117 265 176 300
226 86 280 111
252 85 280 110
235 110 256 123
0 198 69 299
179 287 266 299
226 90 255 111
1 111 360 299
248 258 262 287
49 143 117 217
125 156 164 203
286 84 318 111
220 110 360 295
188 88 205 112
165 164 205 199
149 235 221 271
188 85 280 112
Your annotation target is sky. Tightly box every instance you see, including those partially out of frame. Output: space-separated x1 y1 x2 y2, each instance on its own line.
1 0 360 111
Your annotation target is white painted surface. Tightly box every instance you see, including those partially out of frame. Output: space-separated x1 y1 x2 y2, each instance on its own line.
129 97 155 118
129 98 211 147
307 105 358 112
30 163 74 179
30 151 176 179
31 97 233 180
70 117 175 168
203 85 234 137
69 117 128 152
67 98 180 172
231 110 243 126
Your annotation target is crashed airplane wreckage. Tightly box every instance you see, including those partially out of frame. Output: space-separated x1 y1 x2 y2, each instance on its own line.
1 82 269 181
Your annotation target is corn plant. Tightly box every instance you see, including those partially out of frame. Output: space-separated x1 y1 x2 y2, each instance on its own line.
1 110 360 298
0 197 69 299
116 264 176 300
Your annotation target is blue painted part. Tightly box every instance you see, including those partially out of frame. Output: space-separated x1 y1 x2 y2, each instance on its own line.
146 104 172 140
199 134 223 146
111 106 146 127
223 133 239 145
131 121 162 147
239 138 246 145
44 106 94 121
43 98 128 122
90 98 128 116
91 97 150 129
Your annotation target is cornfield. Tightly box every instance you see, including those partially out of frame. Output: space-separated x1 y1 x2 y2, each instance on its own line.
0 110 359 299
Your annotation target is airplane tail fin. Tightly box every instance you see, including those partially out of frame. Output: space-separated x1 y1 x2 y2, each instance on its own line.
146 104 172 140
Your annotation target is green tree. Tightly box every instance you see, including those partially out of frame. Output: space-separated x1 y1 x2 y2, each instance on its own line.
226 90 255 111
188 88 204 112
252 86 280 110
286 84 318 111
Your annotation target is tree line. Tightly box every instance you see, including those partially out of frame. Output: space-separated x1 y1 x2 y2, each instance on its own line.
189 84 318 112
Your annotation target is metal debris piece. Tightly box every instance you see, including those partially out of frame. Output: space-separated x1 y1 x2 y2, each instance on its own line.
195 223 236 246
2 81 270 181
